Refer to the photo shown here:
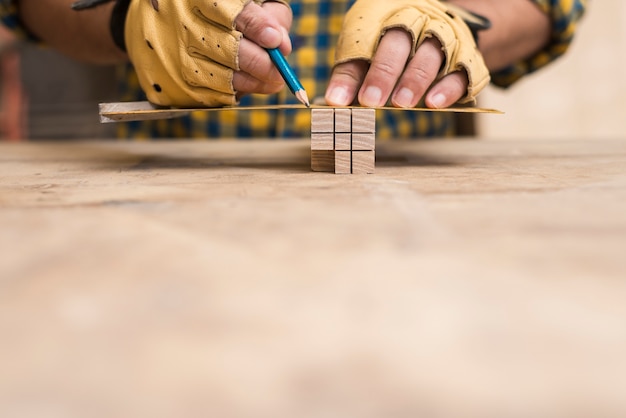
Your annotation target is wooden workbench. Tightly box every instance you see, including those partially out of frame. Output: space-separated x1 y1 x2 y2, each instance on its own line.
1 138 625 417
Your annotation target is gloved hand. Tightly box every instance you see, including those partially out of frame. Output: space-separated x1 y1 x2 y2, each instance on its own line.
326 0 490 108
123 0 292 107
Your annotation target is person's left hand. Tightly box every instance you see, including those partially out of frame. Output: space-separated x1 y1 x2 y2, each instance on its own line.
325 0 490 109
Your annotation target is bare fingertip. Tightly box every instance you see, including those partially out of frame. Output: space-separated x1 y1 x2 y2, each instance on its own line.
392 87 415 108
260 27 281 48
427 92 446 109
325 86 351 106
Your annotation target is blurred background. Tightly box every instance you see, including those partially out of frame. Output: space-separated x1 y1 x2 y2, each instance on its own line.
481 0 625 140
0 26 117 141
0 0 623 141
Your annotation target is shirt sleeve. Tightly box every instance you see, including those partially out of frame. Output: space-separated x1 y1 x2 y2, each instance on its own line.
490 0 587 88
0 0 39 40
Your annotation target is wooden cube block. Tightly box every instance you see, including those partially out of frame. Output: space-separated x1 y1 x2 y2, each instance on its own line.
311 150 335 172
311 108 334 133
352 151 375 174
352 132 375 151
351 108 376 133
334 108 352 133
335 133 351 151
310 107 377 174
311 133 334 150
334 151 351 174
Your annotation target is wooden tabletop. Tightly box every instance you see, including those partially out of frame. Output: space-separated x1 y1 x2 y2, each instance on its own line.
1 138 625 417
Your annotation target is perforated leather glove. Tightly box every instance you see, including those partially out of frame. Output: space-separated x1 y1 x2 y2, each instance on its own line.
335 0 490 104
123 0 289 107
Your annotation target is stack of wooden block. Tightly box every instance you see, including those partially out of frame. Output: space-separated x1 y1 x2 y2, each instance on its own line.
310 108 376 174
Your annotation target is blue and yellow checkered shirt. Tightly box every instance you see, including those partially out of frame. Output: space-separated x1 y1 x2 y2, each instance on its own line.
1 0 586 139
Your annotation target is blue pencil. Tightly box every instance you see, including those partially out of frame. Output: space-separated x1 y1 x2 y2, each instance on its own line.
266 48 310 107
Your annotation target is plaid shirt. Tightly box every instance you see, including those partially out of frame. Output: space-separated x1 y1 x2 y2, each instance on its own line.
1 0 586 139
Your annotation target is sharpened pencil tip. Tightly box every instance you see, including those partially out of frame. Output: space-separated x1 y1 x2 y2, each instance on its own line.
296 90 310 107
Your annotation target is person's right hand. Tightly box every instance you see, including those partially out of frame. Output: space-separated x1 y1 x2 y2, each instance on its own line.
124 0 293 107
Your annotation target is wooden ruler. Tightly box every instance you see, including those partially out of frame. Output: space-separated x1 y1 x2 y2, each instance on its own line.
99 101 503 123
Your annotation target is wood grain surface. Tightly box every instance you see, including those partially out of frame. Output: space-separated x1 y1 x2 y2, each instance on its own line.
1 139 625 417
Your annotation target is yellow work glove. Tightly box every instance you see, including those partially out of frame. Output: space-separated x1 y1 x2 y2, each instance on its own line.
335 0 490 104
124 0 289 107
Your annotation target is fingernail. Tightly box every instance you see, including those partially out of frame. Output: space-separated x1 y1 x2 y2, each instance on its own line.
326 86 350 105
393 88 414 108
429 93 446 109
361 86 382 106
261 27 281 47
